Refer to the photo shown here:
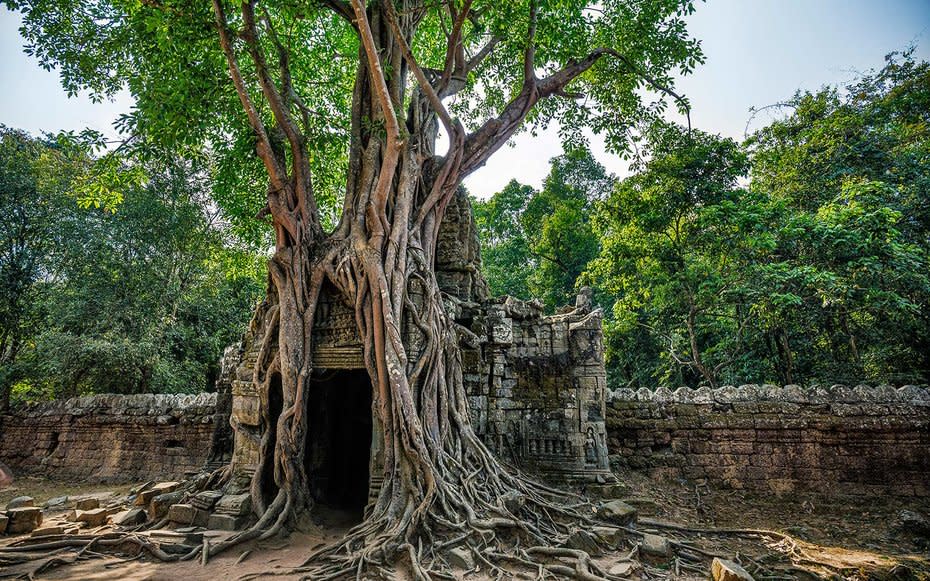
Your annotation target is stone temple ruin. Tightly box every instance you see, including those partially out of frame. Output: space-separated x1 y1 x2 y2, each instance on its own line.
213 189 611 515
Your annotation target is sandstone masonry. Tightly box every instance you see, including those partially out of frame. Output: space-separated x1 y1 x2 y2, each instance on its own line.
606 384 930 496
0 394 216 482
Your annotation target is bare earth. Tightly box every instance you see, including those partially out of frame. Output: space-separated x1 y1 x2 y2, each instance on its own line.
2 472 928 580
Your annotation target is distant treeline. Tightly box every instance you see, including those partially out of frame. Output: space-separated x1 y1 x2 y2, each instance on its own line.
474 54 930 388
0 128 265 409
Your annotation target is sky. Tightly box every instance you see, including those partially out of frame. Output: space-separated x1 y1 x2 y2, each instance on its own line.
1 0 928 198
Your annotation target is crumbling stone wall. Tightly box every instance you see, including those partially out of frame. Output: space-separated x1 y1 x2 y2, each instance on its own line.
0 394 216 482
606 384 930 496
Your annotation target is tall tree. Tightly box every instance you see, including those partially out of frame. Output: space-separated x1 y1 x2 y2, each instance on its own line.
8 0 700 572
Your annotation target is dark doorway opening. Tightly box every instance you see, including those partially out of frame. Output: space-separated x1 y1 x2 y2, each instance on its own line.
305 369 373 519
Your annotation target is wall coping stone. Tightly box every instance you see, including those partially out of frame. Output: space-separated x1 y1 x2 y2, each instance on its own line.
607 384 930 405
4 393 218 418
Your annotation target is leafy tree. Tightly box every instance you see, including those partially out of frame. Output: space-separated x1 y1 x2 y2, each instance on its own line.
7 0 700 569
585 122 752 387
475 147 612 308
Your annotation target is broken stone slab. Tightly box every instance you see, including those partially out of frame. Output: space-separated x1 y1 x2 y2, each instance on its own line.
167 504 209 527
75 508 110 528
564 528 602 555
596 500 637 526
0 515 8 535
44 496 69 509
6 496 34 510
711 558 755 581
207 514 246 531
191 490 223 511
109 508 146 527
150 529 204 546
7 507 43 534
135 482 181 507
592 526 623 549
75 498 100 511
640 533 671 557
149 491 184 520
445 546 475 570
32 525 66 537
214 493 252 517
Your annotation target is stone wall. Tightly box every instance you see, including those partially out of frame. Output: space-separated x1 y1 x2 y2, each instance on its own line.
606 384 930 496
0 394 217 483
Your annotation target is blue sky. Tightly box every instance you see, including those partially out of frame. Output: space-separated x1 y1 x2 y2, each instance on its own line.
1 0 928 197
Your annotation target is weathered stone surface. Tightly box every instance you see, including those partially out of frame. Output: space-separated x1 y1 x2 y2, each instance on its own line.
592 526 623 549
167 504 208 527
0 515 8 534
606 384 930 496
445 546 475 570
75 498 99 511
608 562 632 576
207 513 246 531
149 491 184 520
0 394 216 483
640 533 670 557
215 493 252 517
44 496 69 509
75 508 110 527
711 558 755 581
191 490 223 511
32 525 65 537
597 500 637 525
894 510 930 538
110 508 146 526
6 496 34 510
565 529 601 555
149 529 204 546
7 507 43 534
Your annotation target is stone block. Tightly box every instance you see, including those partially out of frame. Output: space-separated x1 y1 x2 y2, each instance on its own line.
75 508 109 527
207 514 246 531
32 525 66 537
7 507 43 534
215 493 252 517
110 508 146 526
191 490 223 511
0 515 7 534
596 500 637 525
149 491 184 520
75 498 99 510
6 496 34 510
167 504 209 527
592 526 623 548
445 546 475 570
641 533 671 557
711 557 755 581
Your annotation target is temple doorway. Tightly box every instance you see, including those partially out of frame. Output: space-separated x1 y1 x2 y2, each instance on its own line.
305 369 373 519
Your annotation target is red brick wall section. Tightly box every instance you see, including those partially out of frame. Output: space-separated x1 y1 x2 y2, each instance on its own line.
606 384 930 496
0 394 217 483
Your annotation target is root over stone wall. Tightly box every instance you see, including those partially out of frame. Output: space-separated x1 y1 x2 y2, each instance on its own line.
606 384 930 496
0 394 217 483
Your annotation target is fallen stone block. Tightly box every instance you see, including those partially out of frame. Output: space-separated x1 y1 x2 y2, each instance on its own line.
32 525 65 537
75 508 110 527
6 496 34 510
641 533 671 557
150 529 204 546
565 528 601 555
149 491 184 520
711 558 755 581
608 562 632 576
167 504 209 527
587 483 630 499
44 496 69 509
207 514 246 531
0 515 8 535
135 482 181 507
110 508 146 526
597 500 637 525
75 498 100 511
214 493 252 517
191 490 223 511
7 507 43 534
592 526 623 549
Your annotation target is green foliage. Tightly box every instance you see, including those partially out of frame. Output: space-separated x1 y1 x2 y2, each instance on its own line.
474 147 613 309
0 128 265 405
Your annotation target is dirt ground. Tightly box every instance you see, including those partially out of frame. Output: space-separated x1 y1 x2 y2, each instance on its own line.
2 472 928 580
